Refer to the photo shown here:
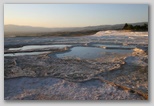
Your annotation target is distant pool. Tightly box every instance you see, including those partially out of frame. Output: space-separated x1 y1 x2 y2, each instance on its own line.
92 44 136 49
8 45 72 51
4 51 51 57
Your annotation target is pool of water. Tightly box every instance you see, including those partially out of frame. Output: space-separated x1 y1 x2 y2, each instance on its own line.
8 45 72 51
4 51 51 57
92 44 136 49
55 46 132 59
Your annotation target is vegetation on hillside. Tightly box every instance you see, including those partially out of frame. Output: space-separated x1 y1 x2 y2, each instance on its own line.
122 23 148 31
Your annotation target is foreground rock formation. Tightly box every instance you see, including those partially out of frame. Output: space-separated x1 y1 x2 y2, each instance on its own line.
4 34 148 100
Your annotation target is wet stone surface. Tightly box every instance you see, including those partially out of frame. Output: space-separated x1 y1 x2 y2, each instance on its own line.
4 54 126 82
5 77 145 100
4 35 148 100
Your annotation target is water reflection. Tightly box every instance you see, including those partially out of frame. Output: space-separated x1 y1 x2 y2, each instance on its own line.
56 47 132 59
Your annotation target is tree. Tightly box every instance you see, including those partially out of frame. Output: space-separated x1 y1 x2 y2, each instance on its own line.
122 23 133 30
123 23 128 29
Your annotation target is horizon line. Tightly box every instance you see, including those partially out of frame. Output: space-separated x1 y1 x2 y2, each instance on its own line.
4 21 148 29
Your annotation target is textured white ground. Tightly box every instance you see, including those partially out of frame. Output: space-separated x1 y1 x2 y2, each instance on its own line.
92 30 148 37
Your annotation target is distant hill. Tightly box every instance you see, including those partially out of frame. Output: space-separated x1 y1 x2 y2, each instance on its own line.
4 22 148 37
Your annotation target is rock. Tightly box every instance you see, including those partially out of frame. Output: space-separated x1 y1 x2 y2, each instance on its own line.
133 48 146 56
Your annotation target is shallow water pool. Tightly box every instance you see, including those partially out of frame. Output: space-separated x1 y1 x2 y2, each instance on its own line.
4 51 51 57
92 44 136 49
8 45 72 51
55 46 132 59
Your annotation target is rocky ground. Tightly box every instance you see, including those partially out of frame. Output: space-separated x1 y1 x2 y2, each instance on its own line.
4 35 148 100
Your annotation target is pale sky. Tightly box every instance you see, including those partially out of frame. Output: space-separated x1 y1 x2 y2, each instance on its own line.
4 4 148 28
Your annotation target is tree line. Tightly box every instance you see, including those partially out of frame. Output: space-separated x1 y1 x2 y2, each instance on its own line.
122 23 148 31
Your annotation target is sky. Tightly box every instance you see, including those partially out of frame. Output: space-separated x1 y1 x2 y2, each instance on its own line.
4 4 148 28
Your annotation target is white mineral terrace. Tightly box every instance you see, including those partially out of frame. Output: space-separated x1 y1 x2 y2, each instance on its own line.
92 30 148 37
